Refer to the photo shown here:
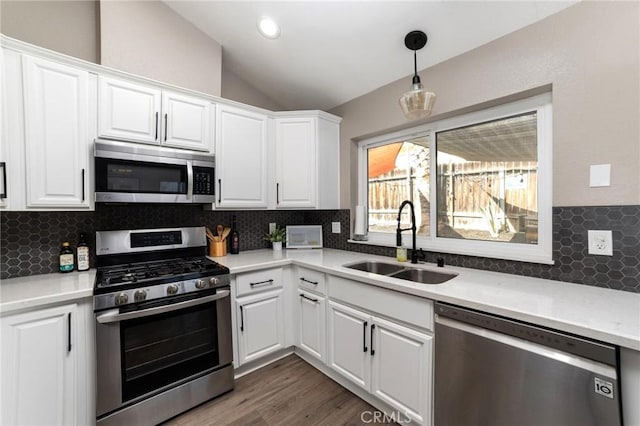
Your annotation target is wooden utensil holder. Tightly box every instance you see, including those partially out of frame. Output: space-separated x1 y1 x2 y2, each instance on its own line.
209 241 227 257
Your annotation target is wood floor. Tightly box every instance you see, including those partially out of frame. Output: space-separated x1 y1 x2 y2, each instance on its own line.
163 355 396 426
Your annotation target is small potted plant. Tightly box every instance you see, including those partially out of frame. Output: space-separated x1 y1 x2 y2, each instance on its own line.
264 227 286 250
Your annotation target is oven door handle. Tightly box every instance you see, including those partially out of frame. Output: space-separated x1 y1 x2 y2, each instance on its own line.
96 290 230 324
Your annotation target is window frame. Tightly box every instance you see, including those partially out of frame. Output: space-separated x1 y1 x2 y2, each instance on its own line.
357 93 553 264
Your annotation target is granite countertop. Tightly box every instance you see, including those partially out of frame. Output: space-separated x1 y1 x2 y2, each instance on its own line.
1 248 638 351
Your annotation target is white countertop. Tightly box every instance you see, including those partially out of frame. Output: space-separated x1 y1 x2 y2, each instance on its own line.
2 249 638 351
0 269 95 314
214 248 640 351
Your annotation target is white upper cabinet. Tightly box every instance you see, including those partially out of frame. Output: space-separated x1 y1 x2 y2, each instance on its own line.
215 105 268 208
162 91 213 151
272 113 340 209
98 76 213 152
98 76 161 144
275 117 317 208
22 55 92 208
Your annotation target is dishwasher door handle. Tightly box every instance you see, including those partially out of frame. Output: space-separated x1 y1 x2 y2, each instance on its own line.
436 315 616 378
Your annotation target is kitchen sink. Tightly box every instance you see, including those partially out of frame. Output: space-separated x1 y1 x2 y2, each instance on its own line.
344 261 405 275
388 268 456 284
343 261 457 285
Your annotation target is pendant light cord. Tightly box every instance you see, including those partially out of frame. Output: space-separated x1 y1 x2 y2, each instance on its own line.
412 49 421 85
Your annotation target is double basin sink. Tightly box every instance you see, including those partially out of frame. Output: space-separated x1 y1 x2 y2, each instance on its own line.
344 261 457 285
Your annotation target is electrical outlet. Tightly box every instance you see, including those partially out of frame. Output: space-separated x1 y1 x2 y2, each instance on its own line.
269 223 276 233
588 230 613 256
331 222 341 234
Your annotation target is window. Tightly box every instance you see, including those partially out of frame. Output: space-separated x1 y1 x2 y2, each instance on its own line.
358 94 553 264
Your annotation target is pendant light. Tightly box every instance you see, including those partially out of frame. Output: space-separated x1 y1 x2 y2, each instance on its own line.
399 30 436 120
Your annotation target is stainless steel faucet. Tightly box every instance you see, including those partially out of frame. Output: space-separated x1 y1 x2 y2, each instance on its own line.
396 200 418 264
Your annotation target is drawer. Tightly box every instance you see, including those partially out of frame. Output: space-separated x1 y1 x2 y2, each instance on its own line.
297 267 326 294
327 275 433 331
236 267 283 297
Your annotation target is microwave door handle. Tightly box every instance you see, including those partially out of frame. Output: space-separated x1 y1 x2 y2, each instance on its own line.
96 290 230 324
186 161 193 200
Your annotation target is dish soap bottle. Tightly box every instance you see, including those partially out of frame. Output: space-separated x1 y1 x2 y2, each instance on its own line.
229 215 240 254
59 242 74 273
76 232 90 271
396 246 407 262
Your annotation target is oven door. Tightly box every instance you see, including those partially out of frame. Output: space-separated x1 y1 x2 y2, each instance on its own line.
95 288 232 417
95 155 193 203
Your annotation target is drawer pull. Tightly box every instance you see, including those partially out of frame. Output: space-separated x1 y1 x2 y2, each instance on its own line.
250 279 274 287
363 321 368 353
300 277 318 285
370 324 376 356
300 293 318 303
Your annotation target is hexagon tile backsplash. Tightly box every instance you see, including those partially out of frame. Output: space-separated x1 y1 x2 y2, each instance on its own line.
1 205 638 293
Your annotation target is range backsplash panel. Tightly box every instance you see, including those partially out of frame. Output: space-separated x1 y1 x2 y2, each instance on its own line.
1 205 638 293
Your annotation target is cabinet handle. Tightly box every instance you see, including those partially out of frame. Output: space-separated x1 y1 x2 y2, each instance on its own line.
218 179 221 203
276 182 279 204
300 277 318 285
81 169 85 202
164 113 168 141
0 162 7 199
155 112 159 141
67 312 72 353
363 321 368 353
250 279 273 287
300 293 318 303
239 305 244 332
370 324 376 356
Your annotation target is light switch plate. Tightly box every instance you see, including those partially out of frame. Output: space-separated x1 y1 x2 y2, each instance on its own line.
590 164 611 187
331 222 341 233
588 230 613 256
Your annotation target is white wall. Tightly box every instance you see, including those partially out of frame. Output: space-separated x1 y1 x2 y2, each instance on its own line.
222 64 285 111
330 2 640 209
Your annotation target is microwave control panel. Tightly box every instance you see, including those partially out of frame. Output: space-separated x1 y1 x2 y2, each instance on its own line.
193 167 214 195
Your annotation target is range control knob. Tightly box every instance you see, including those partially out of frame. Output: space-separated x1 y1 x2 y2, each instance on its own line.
167 284 179 295
209 277 220 286
114 293 129 306
134 290 147 302
195 279 206 289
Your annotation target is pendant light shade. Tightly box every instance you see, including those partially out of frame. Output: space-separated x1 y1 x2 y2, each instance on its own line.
399 31 436 120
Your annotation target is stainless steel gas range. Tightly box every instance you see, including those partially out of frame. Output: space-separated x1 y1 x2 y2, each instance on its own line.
93 227 233 426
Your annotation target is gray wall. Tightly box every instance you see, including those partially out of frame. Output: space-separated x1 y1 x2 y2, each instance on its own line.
0 0 100 63
222 64 285 111
99 0 222 96
329 1 640 209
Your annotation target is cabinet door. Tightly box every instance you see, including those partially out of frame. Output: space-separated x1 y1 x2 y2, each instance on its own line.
297 289 326 361
1 303 77 426
327 301 370 390
215 105 268 208
275 117 316 208
23 56 90 208
162 91 213 152
371 317 433 425
236 289 284 365
98 76 161 144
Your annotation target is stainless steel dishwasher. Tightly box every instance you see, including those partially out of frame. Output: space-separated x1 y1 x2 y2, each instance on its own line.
434 302 622 426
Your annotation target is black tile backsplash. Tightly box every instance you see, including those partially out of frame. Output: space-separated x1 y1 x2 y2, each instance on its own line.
1 205 638 293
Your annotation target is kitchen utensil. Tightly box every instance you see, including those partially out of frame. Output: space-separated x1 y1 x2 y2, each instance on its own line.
221 227 231 241
206 227 217 242
217 224 224 241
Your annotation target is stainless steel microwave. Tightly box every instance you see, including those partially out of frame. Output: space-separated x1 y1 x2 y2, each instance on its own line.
94 139 215 203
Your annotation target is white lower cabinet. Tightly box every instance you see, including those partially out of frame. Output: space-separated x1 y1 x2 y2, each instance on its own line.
297 289 326 361
328 300 433 425
0 299 93 426
236 289 285 365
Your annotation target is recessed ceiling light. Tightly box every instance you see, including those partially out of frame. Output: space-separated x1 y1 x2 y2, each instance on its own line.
257 17 280 39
